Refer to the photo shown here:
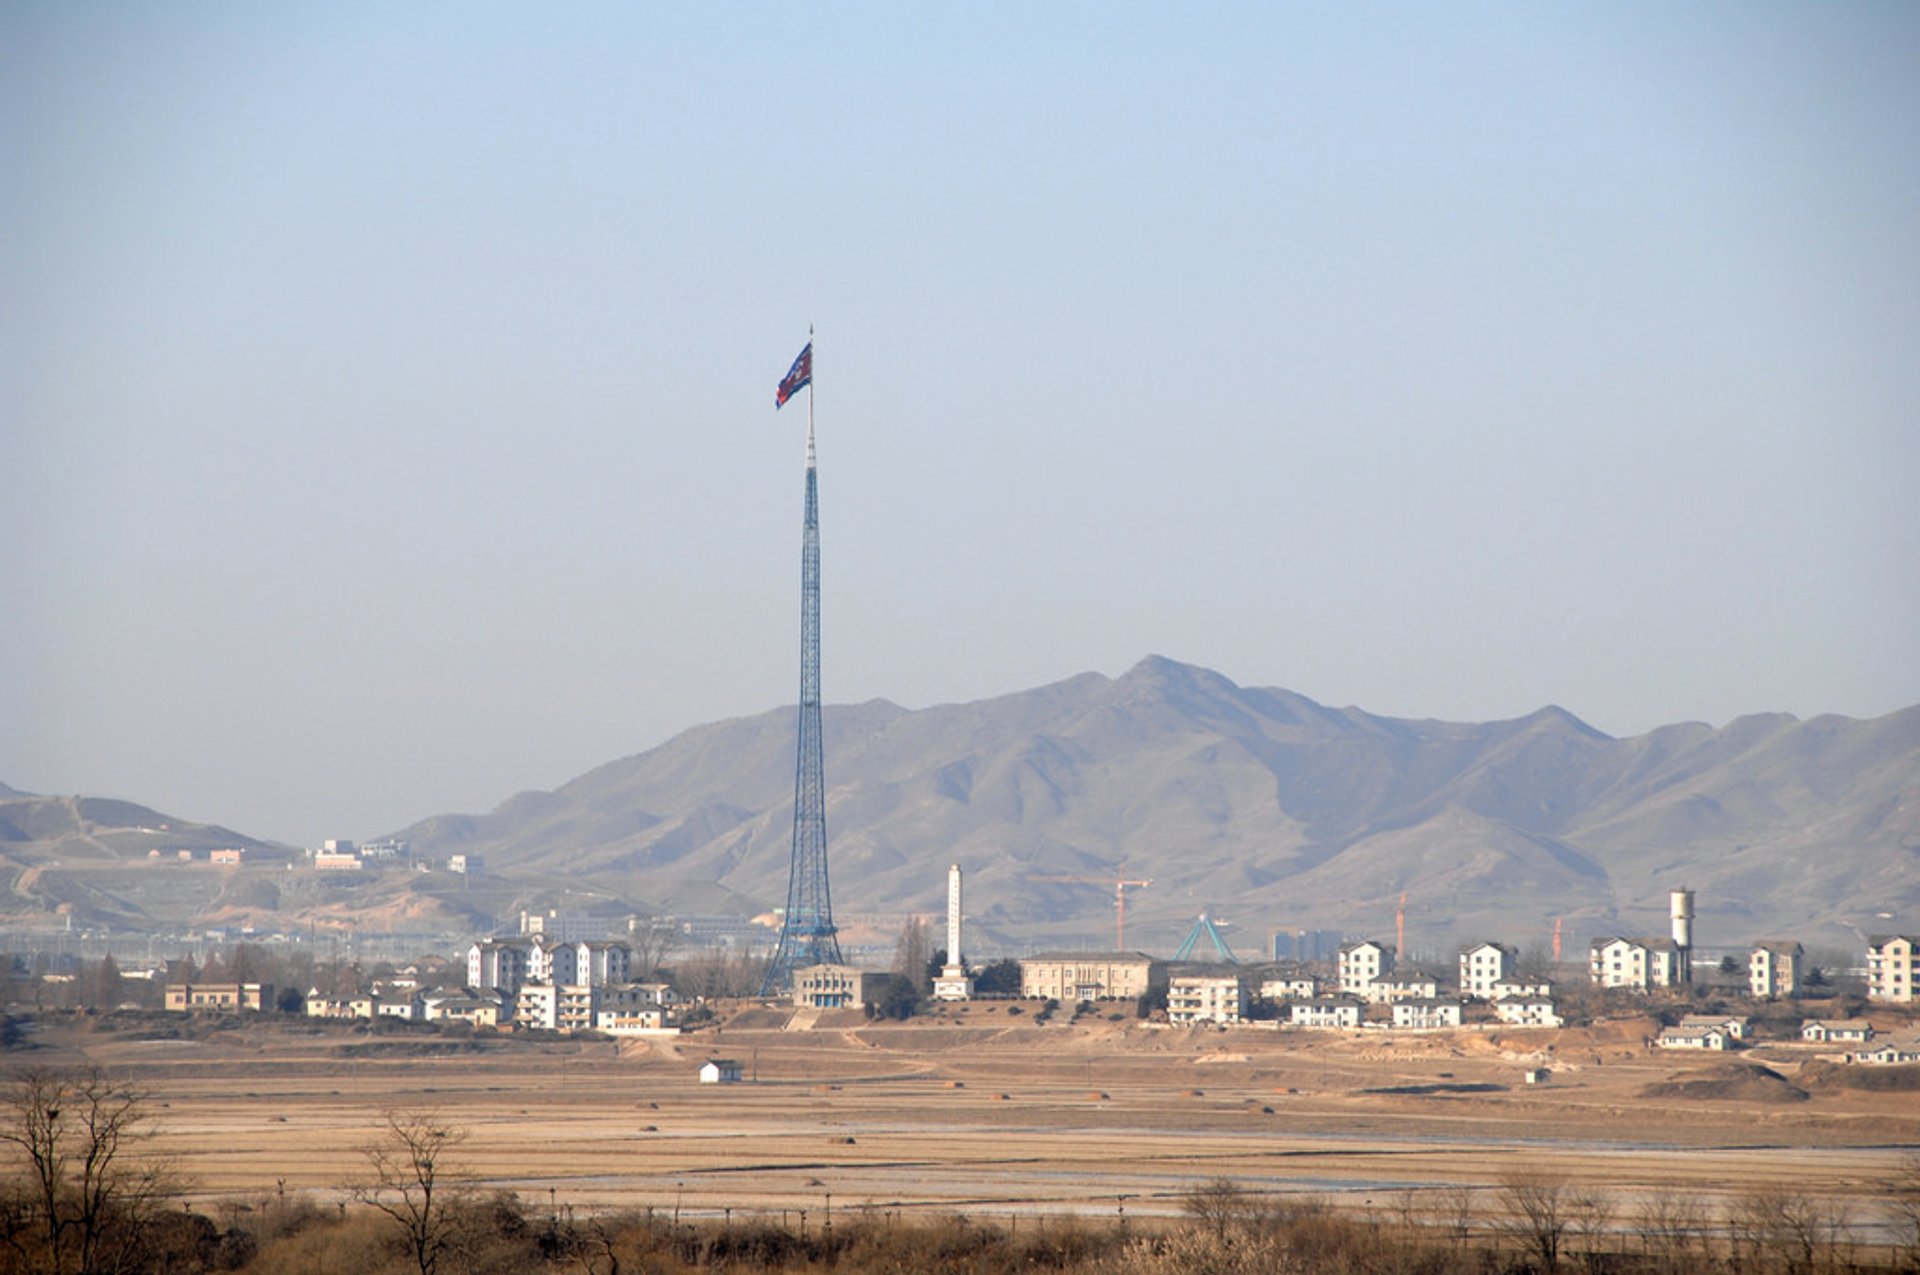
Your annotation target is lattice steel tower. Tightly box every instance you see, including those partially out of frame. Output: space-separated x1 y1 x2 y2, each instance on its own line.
761 341 843 995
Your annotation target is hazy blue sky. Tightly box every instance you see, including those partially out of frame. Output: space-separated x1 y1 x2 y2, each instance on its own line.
5 4 1916 847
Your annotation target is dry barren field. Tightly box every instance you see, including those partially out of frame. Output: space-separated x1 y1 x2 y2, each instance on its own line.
25 1006 1920 1228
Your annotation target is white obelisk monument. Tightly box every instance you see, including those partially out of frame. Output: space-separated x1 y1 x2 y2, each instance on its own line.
932 863 974 1001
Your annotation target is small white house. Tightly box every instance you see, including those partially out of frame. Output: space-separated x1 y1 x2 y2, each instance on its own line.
1657 1025 1730 1051
1846 1036 1920 1065
1259 975 1319 1001
699 1058 743 1084
1679 1013 1749 1040
1801 1018 1873 1043
1493 994 1563 1028
1391 998 1463 1029
1290 998 1363 1029
1370 972 1443 1005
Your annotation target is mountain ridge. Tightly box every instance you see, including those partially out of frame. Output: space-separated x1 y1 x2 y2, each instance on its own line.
4 656 1914 951
382 656 1918 951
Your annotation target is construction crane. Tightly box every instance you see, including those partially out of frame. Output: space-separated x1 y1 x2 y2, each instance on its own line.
1033 874 1153 950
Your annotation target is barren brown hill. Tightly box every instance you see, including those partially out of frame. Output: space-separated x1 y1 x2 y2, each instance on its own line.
5 657 1914 948
389 656 1919 951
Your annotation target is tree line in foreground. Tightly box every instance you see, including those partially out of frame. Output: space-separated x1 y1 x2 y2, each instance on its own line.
2 1067 1918 1275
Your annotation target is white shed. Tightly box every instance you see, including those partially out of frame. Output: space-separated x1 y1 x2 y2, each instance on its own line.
699 1058 743 1084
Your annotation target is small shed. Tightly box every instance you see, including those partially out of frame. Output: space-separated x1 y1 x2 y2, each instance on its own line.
699 1058 743 1084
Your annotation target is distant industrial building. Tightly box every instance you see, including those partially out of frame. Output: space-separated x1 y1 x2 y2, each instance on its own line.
1273 929 1343 963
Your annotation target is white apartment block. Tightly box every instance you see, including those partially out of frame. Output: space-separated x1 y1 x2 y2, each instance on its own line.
1167 975 1249 1025
1459 942 1517 1000
1749 941 1803 999
1589 936 1684 990
1866 935 1918 1004
1491 976 1554 1000
515 983 600 1032
1338 940 1394 998
529 940 632 988
468 940 529 993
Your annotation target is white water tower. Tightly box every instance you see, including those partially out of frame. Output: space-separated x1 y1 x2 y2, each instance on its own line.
1670 887 1695 984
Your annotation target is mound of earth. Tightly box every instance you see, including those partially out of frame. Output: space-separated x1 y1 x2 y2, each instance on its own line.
1640 1061 1808 1103
1798 1060 1920 1093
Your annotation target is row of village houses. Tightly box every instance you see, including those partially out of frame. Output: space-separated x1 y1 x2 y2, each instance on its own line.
156 931 1920 1050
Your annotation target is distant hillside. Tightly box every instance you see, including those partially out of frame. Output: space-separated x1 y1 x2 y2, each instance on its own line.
391 656 1920 954
0 789 279 860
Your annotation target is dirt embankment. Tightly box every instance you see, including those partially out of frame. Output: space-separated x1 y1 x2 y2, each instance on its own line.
1798 1059 1920 1093
1640 1061 1809 1104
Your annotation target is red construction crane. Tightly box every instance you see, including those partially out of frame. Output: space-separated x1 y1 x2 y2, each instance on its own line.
1034 874 1153 950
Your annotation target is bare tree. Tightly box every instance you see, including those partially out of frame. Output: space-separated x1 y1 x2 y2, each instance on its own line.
0 1065 171 1275
892 916 932 996
1635 1190 1705 1273
625 918 680 980
1891 1152 1920 1268
353 1111 469 1275
1566 1187 1616 1275
1733 1187 1849 1275
1498 1171 1570 1273
1182 1176 1265 1240
1435 1184 1478 1246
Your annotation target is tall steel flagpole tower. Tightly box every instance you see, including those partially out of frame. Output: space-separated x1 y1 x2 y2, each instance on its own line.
761 331 843 995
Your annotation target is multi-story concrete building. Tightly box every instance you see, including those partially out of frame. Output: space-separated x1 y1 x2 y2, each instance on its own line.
1338 940 1394 998
468 940 530 994
1749 940 1804 999
1866 935 1918 1003
529 940 633 988
1459 942 1517 1000
1589 936 1684 990
1019 953 1161 1003
520 910 609 942
516 983 600 1032
1167 974 1249 1025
